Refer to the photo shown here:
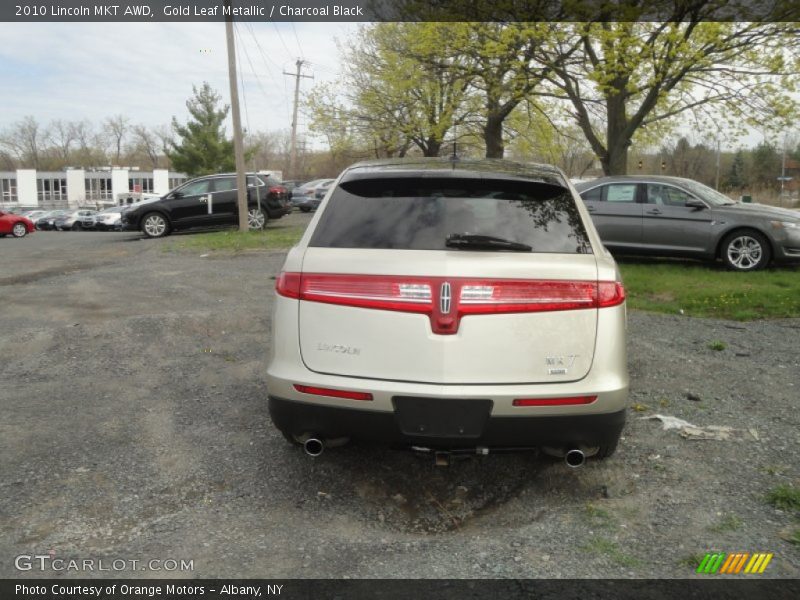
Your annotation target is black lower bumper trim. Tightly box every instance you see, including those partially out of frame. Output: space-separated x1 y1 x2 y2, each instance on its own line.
268 396 626 450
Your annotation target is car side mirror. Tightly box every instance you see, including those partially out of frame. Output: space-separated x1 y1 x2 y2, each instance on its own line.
686 200 706 210
171 191 183 199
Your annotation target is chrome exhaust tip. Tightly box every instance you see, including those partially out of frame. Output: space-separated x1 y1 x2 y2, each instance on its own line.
565 448 586 468
303 438 324 457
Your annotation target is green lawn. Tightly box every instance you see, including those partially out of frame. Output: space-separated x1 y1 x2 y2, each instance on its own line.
163 224 307 253
619 261 800 320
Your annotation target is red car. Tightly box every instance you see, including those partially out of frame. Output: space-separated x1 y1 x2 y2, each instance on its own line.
0 211 35 238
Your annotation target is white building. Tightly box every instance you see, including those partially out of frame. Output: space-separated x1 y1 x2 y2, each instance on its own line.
0 167 187 210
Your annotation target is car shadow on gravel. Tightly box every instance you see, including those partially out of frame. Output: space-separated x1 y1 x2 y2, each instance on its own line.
262 439 572 535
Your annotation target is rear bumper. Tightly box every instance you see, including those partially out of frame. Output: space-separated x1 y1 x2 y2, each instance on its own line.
268 395 626 449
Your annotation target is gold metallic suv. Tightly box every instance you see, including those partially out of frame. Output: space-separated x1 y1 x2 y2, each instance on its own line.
267 159 628 465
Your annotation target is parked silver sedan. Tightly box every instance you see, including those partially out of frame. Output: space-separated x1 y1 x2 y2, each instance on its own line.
575 176 800 271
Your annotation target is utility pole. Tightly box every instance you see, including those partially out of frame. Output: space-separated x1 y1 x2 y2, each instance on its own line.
284 59 313 179
225 1 249 232
715 136 721 191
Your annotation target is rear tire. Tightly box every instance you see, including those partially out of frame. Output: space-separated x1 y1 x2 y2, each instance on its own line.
595 435 620 460
72 223 82 231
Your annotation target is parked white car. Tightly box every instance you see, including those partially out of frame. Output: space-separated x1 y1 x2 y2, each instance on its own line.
92 207 124 231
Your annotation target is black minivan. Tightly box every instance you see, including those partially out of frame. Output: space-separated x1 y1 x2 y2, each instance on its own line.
121 173 290 238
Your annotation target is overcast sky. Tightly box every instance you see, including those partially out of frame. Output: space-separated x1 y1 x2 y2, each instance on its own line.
0 21 357 141
0 21 780 153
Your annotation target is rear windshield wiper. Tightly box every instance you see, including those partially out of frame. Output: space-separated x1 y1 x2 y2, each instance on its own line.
445 233 532 252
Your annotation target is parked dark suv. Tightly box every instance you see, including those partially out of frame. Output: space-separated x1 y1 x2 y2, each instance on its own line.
121 173 290 238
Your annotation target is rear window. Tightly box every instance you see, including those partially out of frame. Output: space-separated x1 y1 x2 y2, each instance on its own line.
309 177 591 254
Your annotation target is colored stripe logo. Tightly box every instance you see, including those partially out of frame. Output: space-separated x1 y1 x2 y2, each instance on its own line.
696 552 773 574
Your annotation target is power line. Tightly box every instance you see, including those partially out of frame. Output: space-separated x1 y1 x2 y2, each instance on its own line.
242 22 283 85
241 22 292 124
234 23 278 119
290 21 304 59
272 22 295 62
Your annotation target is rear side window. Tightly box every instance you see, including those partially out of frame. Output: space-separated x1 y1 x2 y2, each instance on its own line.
212 177 237 192
309 177 591 253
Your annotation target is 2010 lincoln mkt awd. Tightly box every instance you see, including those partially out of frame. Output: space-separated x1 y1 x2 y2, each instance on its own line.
266 159 628 466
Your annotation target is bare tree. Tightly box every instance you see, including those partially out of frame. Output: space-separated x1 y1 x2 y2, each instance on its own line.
131 124 161 168
105 114 129 164
49 119 78 164
0 150 15 170
0 116 47 169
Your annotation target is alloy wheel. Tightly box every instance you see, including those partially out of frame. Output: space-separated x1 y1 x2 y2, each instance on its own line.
143 214 167 237
247 209 266 230
726 235 763 270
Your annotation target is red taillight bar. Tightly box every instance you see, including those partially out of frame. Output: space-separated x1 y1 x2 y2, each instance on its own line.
294 384 373 401
275 272 625 334
513 396 597 407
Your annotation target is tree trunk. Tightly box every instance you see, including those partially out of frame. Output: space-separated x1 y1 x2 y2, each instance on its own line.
423 138 442 157
602 91 630 175
484 115 504 159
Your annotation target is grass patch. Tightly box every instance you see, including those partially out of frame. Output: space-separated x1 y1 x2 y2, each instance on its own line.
766 484 800 512
584 503 615 529
618 262 800 320
707 340 727 351
164 225 307 253
581 536 640 567
709 514 743 533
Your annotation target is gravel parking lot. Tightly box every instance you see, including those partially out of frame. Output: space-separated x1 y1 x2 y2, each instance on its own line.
1 217 798 579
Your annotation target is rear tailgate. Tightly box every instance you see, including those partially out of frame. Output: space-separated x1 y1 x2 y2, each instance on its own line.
297 248 599 384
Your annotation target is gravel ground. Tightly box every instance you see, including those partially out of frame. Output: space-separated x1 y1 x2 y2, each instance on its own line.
1 219 798 579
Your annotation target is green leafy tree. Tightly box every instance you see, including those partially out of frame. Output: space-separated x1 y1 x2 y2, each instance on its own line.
167 83 234 176
308 24 476 158
542 11 800 175
406 23 569 158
